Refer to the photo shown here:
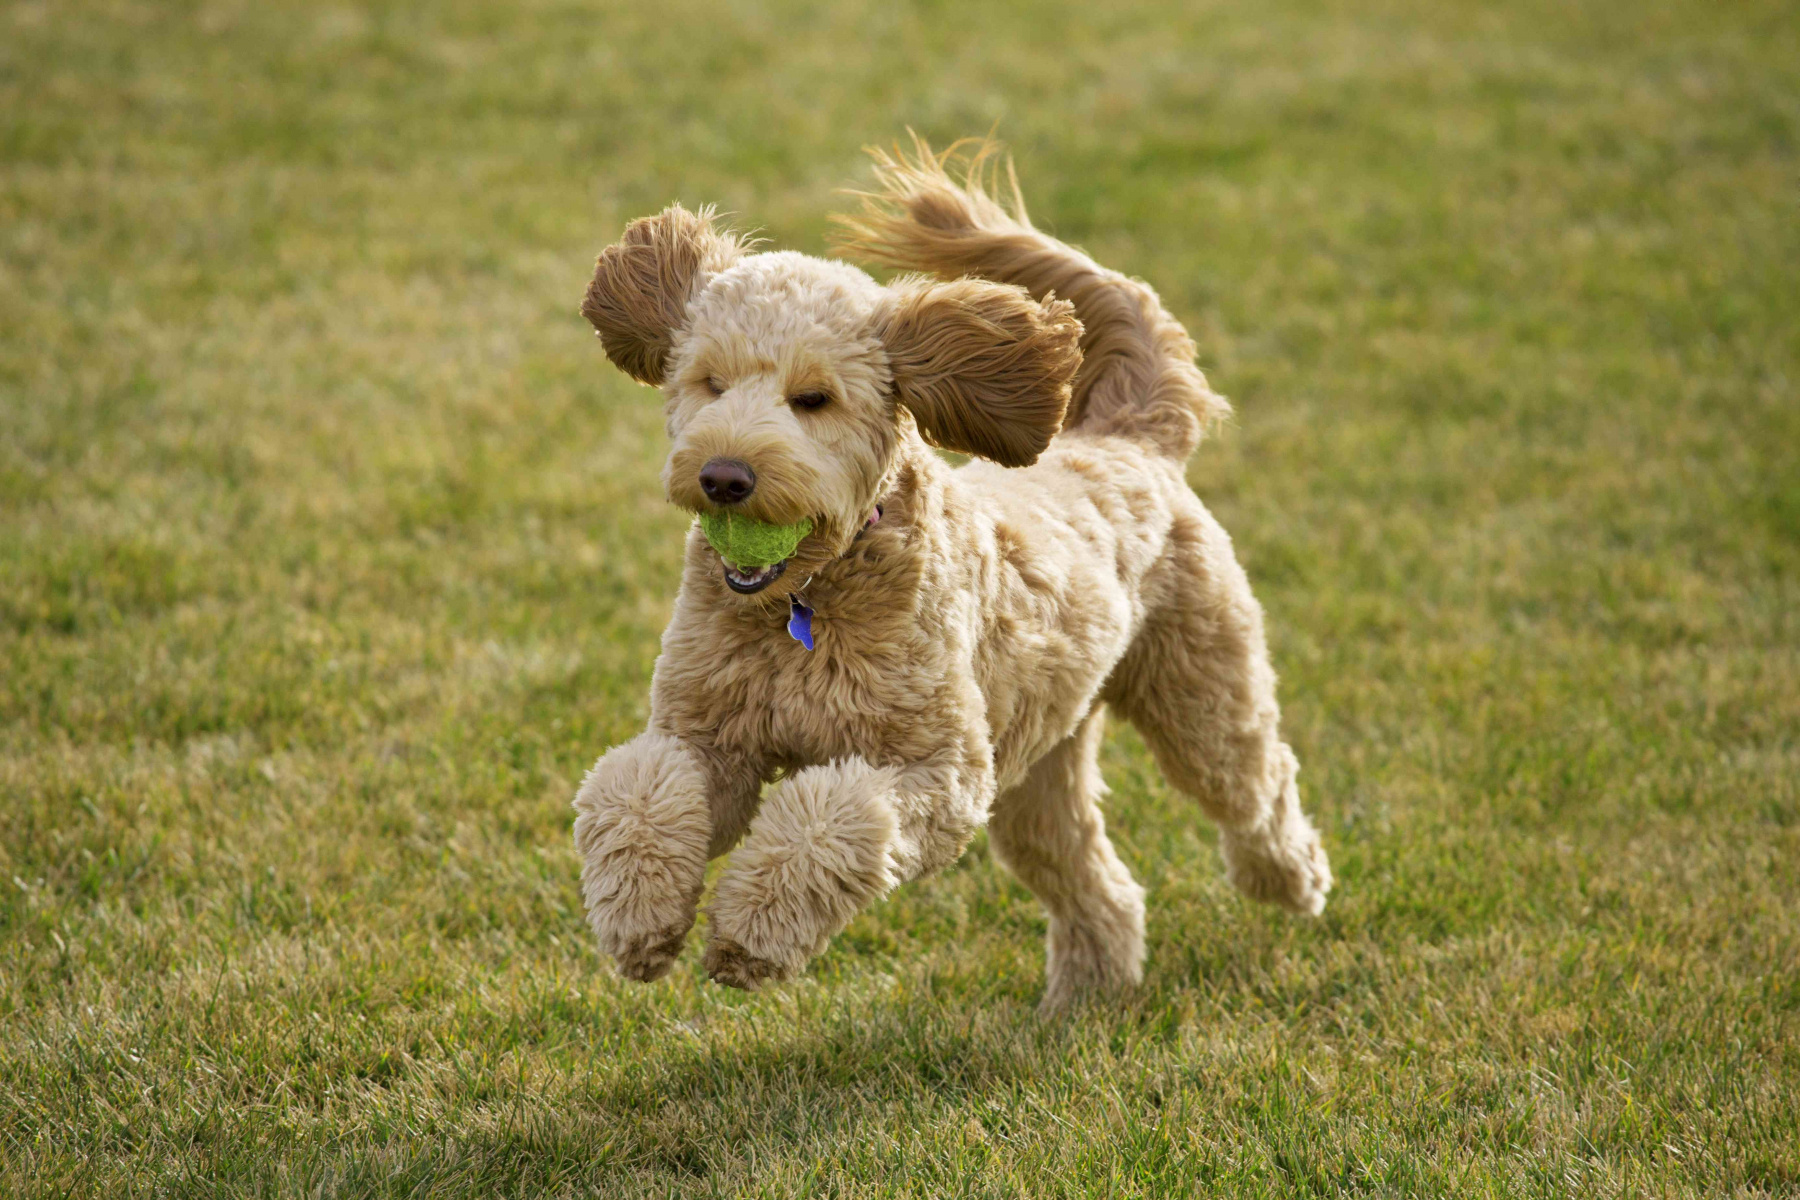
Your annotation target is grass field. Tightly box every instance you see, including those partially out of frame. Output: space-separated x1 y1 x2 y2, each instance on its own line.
3 0 1798 1195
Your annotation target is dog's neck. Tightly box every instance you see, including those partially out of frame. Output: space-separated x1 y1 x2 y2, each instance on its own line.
783 435 940 610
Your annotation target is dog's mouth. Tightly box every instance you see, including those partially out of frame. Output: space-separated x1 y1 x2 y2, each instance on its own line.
721 557 789 594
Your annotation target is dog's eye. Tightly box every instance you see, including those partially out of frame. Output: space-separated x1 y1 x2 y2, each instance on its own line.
789 391 831 411
704 376 726 397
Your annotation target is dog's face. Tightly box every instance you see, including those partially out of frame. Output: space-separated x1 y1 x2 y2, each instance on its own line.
582 205 1081 598
659 252 899 593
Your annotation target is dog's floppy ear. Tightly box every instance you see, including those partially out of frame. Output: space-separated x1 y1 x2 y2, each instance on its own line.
582 204 745 385
873 278 1082 467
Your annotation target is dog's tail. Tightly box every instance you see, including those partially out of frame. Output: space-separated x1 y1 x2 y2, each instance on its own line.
832 135 1227 461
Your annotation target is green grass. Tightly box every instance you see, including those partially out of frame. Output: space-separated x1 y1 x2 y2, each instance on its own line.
3 0 1797 1194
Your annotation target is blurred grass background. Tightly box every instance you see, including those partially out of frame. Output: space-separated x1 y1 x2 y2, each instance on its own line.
2 0 1796 1195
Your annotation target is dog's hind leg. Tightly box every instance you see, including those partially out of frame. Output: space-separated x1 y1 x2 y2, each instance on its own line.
1104 504 1332 917
989 706 1147 1014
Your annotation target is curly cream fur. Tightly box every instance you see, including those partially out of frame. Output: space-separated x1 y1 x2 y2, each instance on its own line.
835 134 1230 457
572 138 1331 1012
875 277 1080 467
571 733 713 981
582 204 747 385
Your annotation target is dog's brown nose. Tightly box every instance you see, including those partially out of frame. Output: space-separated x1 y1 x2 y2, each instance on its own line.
698 458 756 505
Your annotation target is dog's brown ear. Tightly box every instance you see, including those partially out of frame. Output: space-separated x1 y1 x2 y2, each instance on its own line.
873 278 1081 467
582 205 744 385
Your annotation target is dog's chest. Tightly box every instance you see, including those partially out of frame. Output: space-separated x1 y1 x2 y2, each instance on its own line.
659 603 942 771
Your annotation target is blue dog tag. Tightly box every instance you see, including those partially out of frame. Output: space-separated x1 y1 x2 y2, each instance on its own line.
787 596 815 650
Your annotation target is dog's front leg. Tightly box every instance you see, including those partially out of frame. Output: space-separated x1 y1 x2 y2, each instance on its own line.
702 753 989 989
572 732 757 982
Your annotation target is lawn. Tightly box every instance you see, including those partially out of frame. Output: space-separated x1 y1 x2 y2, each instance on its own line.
2 0 1797 1195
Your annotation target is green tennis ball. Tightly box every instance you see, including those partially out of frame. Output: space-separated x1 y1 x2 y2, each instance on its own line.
698 511 814 570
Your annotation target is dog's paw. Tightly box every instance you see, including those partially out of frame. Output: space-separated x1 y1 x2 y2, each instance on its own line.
613 920 694 983
702 938 790 991
572 733 712 978
702 760 901 986
1037 900 1147 1018
1221 818 1333 917
1037 983 1124 1020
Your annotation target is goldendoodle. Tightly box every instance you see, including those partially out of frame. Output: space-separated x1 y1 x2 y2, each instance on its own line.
572 138 1331 1012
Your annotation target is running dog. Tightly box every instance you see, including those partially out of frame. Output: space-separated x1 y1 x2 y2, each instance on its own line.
572 138 1331 1012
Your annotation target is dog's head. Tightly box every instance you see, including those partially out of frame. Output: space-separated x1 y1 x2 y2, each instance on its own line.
582 204 1082 597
